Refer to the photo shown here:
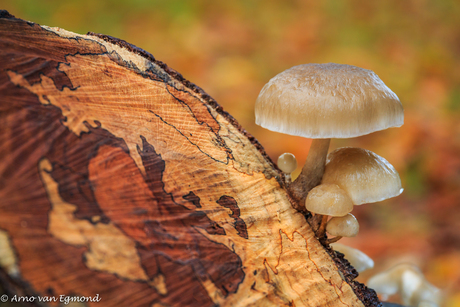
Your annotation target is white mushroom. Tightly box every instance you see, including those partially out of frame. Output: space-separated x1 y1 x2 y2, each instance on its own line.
367 263 443 307
400 268 443 307
255 63 404 205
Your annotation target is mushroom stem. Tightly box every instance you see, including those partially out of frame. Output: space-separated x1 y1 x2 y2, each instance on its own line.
284 173 292 184
289 138 331 210
316 215 328 238
310 214 323 231
326 236 343 244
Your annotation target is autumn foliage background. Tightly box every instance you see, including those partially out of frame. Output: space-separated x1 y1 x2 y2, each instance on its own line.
2 0 460 305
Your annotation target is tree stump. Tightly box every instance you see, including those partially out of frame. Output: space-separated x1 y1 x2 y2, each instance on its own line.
0 10 380 307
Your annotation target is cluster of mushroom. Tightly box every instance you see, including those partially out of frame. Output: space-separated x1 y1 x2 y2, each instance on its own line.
367 263 443 307
331 242 443 306
255 63 404 242
328 246 443 306
255 63 444 305
306 146 403 242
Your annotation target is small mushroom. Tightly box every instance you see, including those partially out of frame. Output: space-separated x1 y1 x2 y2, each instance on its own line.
277 153 297 183
255 63 404 207
330 243 374 273
326 213 359 243
304 183 353 237
305 183 354 216
322 147 403 205
367 263 443 307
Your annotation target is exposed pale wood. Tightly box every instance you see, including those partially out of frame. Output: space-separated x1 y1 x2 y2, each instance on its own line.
0 11 380 307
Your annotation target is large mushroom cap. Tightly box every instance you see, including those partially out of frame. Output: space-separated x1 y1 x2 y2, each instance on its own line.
322 147 403 205
255 63 404 138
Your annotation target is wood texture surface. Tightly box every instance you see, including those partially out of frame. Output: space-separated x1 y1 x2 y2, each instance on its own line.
0 11 380 307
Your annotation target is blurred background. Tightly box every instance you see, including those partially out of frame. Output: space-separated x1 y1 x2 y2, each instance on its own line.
2 0 459 305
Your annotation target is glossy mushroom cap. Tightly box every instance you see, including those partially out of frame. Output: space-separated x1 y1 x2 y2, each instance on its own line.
304 183 353 216
326 213 359 237
322 147 403 205
255 63 404 138
277 153 298 173
330 243 374 273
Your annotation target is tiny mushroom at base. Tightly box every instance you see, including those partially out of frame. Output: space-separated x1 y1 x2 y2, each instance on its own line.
326 213 359 238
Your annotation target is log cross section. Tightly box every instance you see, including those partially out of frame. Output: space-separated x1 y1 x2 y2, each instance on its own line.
0 11 379 307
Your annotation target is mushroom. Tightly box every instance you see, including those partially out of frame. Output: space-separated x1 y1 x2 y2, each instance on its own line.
277 152 298 183
326 213 359 243
322 147 403 205
304 183 353 237
367 263 443 307
330 243 374 273
400 268 443 307
255 63 404 208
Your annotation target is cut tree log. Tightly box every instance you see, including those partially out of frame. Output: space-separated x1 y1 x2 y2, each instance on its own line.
0 10 381 307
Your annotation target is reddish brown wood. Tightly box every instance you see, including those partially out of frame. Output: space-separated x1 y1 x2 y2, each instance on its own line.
0 11 380 307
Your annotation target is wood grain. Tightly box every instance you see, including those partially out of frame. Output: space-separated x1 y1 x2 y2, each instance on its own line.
0 11 380 307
